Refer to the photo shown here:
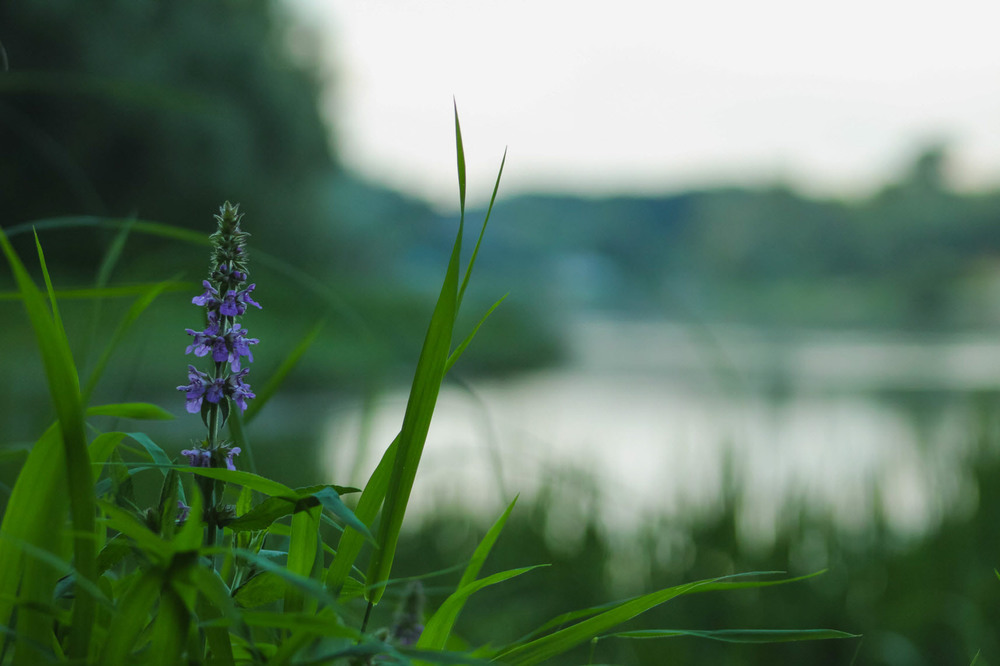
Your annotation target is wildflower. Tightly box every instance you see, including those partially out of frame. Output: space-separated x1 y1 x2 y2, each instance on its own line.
177 201 259 419
181 447 212 467
225 369 255 413
176 500 191 523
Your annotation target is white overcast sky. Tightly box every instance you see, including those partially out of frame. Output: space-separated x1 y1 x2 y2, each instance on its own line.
285 0 1000 211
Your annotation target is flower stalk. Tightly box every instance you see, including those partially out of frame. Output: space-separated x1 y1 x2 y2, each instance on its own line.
177 202 260 550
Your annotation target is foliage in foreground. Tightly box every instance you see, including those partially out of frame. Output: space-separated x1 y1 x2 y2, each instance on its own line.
0 111 855 664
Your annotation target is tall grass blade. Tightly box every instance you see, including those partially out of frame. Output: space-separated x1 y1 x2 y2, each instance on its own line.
417 563 544 654
0 227 96 659
365 106 470 605
494 572 815 666
82 278 177 402
605 628 860 643
244 319 324 424
326 436 398 593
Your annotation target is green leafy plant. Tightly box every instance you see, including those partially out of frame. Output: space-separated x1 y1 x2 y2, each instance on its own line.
0 107 856 664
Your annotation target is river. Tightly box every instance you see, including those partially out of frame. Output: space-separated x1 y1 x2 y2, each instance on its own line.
321 317 1000 547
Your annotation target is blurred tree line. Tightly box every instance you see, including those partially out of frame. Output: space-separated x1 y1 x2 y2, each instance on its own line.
0 0 556 384
4 0 1000 373
465 144 1000 333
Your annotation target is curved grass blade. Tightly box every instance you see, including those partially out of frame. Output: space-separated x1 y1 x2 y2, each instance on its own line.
176 467 294 498
416 564 546 655
417 497 519 651
493 572 814 666
0 281 191 302
82 278 179 402
446 294 508 373
0 227 95 659
604 628 860 643
244 319 324 424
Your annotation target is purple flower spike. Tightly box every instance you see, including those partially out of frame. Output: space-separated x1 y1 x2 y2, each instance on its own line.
177 365 212 413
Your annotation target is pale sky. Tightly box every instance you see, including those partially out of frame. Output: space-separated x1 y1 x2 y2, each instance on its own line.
285 0 1000 210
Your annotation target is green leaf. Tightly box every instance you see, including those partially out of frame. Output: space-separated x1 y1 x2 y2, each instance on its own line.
98 501 171 563
312 486 372 540
88 432 127 483
606 628 860 643
240 610 357 638
125 432 174 469
233 571 287 609
177 466 294 497
227 547 340 610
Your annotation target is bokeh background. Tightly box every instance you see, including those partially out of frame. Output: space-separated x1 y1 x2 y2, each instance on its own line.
3 1 1000 663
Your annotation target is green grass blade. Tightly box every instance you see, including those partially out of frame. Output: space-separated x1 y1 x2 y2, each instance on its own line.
417 562 544 653
326 435 399 594
0 281 192 302
365 212 460 605
454 99 467 218
605 628 861 643
89 432 127 483
150 584 189 666
244 319 323 424
87 403 174 420
284 503 322 614
460 497 517 590
445 294 508 373
0 227 95 659
82 278 178 402
365 105 471 606
493 576 721 665
188 567 237 666
0 425 67 640
99 569 162 666
457 147 505 311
